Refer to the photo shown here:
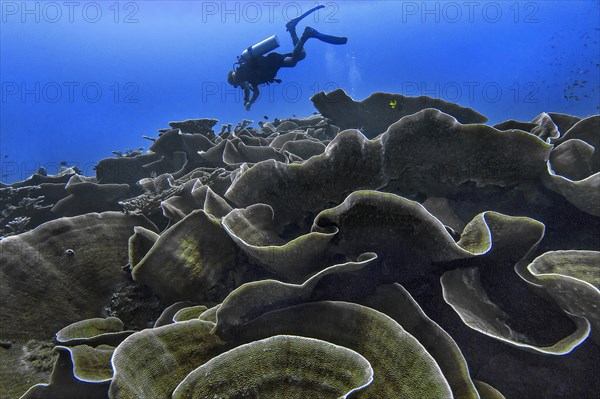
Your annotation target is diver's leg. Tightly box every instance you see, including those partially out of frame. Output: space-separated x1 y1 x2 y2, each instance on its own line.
285 4 325 45
286 4 325 32
282 35 309 67
288 27 300 46
303 26 348 45
282 26 347 67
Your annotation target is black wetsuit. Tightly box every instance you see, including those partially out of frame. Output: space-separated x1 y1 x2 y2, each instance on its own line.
230 4 346 110
234 53 287 86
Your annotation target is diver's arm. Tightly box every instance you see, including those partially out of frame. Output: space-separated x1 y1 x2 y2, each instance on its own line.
242 81 251 104
245 84 260 111
250 83 260 103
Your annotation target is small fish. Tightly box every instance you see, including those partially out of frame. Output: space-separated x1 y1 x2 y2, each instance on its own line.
292 114 296 117
263 115 269 120
389 100 397 109
3 155 7 159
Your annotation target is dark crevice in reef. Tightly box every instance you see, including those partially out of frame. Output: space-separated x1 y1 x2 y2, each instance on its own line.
474 255 578 345
104 282 165 330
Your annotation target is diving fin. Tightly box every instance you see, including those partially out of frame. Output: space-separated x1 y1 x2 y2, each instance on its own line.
286 4 326 32
303 27 348 45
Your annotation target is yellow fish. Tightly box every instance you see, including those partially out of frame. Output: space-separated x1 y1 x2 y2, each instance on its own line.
389 100 397 109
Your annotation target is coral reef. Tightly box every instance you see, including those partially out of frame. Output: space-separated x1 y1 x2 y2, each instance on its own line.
311 89 488 138
1 90 599 398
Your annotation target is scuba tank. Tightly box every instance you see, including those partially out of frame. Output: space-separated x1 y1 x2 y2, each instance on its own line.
239 35 280 62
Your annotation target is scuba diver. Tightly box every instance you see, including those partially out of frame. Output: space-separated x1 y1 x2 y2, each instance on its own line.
227 4 347 110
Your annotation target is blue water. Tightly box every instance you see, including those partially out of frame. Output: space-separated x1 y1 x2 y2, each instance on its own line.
1 0 599 183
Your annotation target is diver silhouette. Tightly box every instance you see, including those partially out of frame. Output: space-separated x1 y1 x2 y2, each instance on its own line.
227 5 347 110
